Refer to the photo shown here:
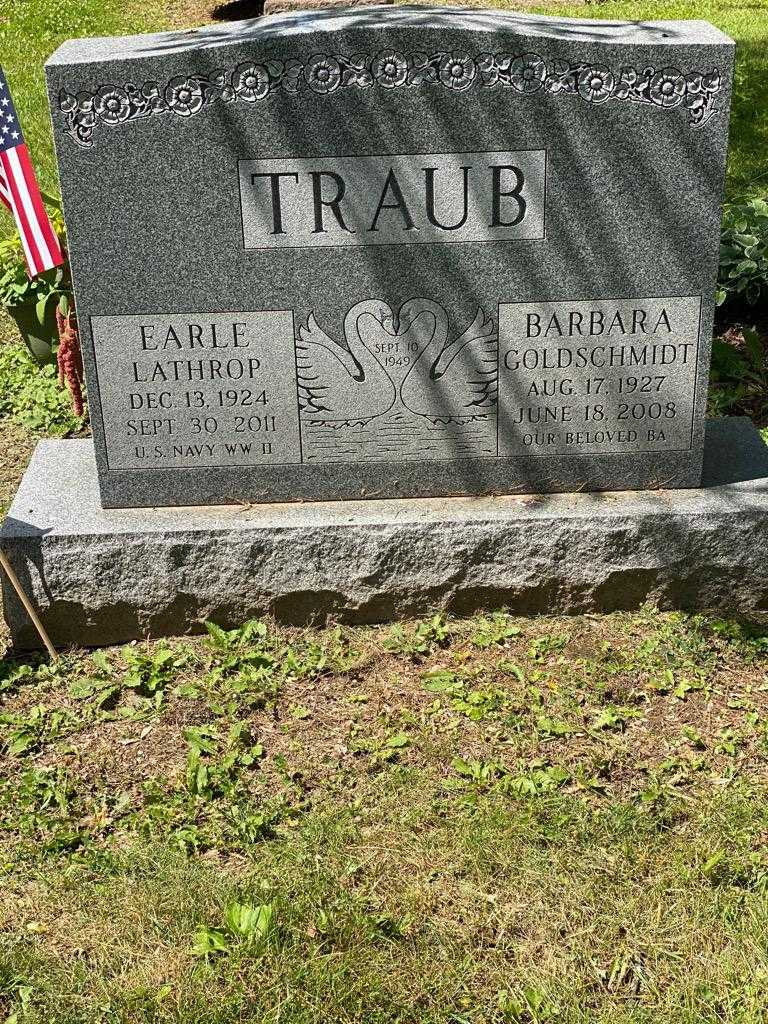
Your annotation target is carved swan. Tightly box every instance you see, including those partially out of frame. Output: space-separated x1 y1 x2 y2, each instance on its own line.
399 300 498 423
296 300 397 426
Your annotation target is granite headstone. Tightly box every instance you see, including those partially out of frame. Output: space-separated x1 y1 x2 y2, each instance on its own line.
45 6 734 508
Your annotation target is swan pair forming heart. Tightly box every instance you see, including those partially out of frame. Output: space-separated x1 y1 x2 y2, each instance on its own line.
296 297 498 427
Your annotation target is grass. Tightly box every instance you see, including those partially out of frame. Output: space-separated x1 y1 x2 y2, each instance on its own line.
0 0 170 238
0 310 84 517
1 609 768 1021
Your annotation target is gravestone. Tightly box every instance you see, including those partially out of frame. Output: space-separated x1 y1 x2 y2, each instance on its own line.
43 5 733 508
7 5 764 650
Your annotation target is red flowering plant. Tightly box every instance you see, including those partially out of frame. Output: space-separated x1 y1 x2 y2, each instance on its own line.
0 195 85 419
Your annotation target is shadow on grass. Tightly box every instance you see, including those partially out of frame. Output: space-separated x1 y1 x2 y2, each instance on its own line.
211 0 266 19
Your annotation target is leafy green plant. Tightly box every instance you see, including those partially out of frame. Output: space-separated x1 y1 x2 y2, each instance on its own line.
498 985 560 1023
367 730 411 768
68 653 122 712
1 704 73 756
590 706 639 732
283 627 360 679
709 327 768 418
205 619 269 654
184 721 264 800
0 202 70 318
0 658 38 694
384 615 451 658
123 645 184 698
0 342 83 435
451 756 505 788
200 619 281 714
501 760 571 798
718 197 768 308
205 620 275 681
536 715 577 739
2 981 34 1024
470 612 521 648
0 766 84 857
527 633 570 662
450 757 569 797
422 667 509 721
191 900 276 957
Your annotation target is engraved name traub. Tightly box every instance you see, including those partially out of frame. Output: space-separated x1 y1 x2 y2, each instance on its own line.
238 150 546 249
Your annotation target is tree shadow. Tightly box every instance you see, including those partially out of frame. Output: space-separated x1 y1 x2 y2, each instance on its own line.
211 0 265 20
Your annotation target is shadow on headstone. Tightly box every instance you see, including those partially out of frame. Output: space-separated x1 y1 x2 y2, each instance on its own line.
211 0 265 20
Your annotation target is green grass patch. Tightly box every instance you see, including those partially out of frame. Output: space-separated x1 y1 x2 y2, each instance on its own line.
4 787 768 1023
2 609 768 1021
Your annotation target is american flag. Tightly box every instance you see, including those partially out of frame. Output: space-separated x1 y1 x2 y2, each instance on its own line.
0 66 63 277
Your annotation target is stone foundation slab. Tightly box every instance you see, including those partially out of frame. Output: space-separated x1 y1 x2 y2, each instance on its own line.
2 418 768 649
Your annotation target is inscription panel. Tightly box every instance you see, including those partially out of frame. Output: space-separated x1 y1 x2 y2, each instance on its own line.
91 311 301 470
239 150 546 249
498 296 702 457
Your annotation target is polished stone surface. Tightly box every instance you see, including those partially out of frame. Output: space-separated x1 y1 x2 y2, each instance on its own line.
3 418 767 649
46 7 734 506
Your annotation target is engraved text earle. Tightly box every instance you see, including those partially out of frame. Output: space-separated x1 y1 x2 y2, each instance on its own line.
91 311 301 470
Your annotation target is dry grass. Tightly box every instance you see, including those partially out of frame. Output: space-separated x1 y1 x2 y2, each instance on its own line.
0 611 767 1021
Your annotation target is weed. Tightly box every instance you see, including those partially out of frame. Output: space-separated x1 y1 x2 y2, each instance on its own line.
123 645 184 697
590 706 638 732
421 667 509 721
1 704 73 755
184 721 264 800
501 760 571 797
717 196 768 308
0 343 82 436
384 614 451 658
192 900 276 957
470 612 522 648
497 986 560 1023
536 715 577 739
527 633 570 662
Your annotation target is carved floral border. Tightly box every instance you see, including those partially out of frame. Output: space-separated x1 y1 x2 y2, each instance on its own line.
58 48 724 147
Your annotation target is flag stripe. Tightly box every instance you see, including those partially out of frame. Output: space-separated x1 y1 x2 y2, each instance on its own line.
0 176 11 211
0 149 37 273
18 145 61 265
6 146 51 271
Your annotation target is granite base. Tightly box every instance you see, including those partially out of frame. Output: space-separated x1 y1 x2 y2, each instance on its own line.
2 418 768 650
